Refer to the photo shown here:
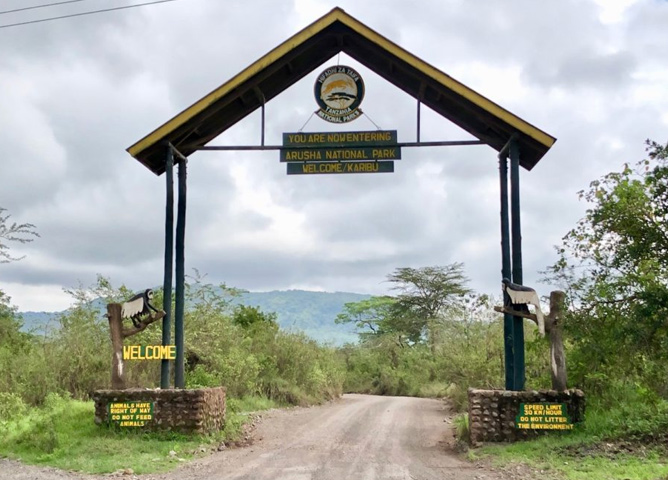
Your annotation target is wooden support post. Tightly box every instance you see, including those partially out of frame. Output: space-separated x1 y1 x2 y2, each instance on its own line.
174 157 187 389
499 152 515 390
161 146 174 389
107 303 166 390
495 290 569 391
547 291 568 391
107 303 126 390
509 137 525 391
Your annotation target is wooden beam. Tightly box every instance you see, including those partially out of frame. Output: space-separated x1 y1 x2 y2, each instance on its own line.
494 306 538 323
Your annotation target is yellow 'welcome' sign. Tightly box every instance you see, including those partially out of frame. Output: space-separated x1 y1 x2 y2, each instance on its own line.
123 345 176 360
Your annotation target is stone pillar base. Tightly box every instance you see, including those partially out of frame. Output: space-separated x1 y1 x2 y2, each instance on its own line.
92 387 226 434
467 388 584 445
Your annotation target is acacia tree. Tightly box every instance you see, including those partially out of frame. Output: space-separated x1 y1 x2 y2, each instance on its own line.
335 296 411 344
545 140 668 391
337 264 471 353
388 264 471 352
0 207 38 263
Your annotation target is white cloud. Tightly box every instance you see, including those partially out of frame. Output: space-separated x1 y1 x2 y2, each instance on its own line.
1 0 667 316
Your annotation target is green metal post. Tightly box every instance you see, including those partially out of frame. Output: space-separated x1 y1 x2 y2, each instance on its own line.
499 152 515 390
174 158 187 389
509 137 525 391
161 147 174 389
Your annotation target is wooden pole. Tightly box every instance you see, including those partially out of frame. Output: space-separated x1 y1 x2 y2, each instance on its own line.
547 291 568 391
509 138 525 391
107 303 126 390
161 146 174 389
499 152 515 390
174 158 187 389
495 291 569 391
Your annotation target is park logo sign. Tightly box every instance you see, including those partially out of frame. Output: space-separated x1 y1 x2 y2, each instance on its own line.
314 65 365 123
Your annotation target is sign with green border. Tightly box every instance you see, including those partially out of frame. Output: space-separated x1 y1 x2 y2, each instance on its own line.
287 161 394 175
108 401 154 427
515 403 573 430
282 130 397 147
280 146 401 162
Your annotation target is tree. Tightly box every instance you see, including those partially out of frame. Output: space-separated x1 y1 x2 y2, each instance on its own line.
335 296 414 344
545 139 668 392
387 264 471 351
232 305 278 330
0 207 38 263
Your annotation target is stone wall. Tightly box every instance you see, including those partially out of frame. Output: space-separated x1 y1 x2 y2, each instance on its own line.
468 388 585 445
92 387 226 434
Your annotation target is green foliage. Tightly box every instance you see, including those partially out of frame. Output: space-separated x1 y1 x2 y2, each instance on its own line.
232 304 278 330
0 394 255 474
182 279 344 403
0 207 38 263
340 288 549 410
545 139 668 397
0 275 343 410
471 141 668 478
335 296 399 341
453 413 469 444
0 392 27 423
388 264 471 347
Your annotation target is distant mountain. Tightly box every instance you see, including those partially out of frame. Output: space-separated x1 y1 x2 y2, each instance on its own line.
19 311 58 335
18 290 370 345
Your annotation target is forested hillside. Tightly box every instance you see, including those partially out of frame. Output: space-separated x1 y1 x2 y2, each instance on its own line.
18 289 367 344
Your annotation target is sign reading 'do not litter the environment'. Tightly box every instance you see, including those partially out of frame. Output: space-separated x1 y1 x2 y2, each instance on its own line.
515 403 574 430
108 402 154 427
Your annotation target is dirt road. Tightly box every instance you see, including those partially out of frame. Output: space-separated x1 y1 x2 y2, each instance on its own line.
155 394 530 480
1 394 536 480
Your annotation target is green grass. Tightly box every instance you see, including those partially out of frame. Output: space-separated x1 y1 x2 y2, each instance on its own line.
0 394 279 474
472 399 668 480
476 437 668 480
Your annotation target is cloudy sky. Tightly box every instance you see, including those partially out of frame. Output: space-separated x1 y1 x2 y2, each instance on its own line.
1 0 667 312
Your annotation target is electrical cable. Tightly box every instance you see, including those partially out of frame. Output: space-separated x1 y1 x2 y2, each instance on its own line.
1 0 96 16
0 0 182 29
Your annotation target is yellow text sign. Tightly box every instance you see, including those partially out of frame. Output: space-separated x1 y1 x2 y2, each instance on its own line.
123 345 176 360
515 403 574 430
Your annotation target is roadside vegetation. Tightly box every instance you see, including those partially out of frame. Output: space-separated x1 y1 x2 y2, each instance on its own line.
0 274 343 473
2 140 668 478
335 139 668 479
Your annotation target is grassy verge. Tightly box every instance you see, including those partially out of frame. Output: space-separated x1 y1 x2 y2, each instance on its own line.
0 394 280 474
469 398 668 480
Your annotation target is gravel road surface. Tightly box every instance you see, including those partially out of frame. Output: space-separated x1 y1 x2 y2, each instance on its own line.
1 394 538 480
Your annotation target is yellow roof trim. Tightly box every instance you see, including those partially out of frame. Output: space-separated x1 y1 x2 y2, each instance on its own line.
336 13 555 149
128 10 344 157
128 7 555 161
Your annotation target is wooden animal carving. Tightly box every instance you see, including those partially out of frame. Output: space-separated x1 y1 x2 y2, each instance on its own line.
121 289 158 328
502 278 544 336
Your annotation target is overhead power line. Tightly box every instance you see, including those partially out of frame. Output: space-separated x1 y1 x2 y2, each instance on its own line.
0 0 182 29
0 0 95 16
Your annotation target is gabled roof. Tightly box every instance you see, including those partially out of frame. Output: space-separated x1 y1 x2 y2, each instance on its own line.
127 7 556 175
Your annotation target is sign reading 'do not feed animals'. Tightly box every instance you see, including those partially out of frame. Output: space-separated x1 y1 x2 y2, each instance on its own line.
108 401 154 427
515 403 574 431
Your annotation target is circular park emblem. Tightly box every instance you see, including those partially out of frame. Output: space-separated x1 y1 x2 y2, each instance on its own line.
314 65 365 123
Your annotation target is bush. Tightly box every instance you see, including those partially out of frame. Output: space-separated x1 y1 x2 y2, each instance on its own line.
453 413 470 444
0 392 27 423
